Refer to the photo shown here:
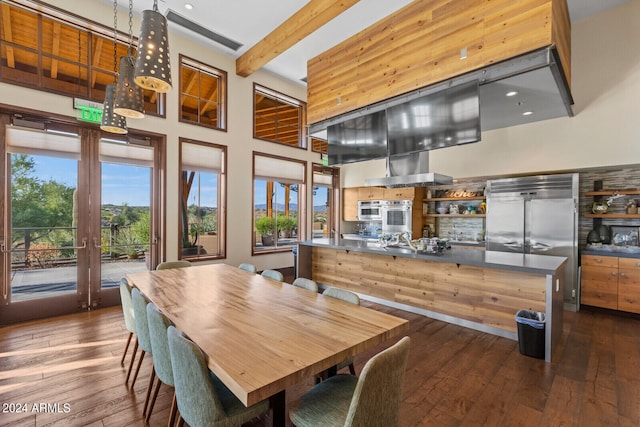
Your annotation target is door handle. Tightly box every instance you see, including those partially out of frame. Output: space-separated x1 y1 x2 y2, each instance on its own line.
93 237 103 249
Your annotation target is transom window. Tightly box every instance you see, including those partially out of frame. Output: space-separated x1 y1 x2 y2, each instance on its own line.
253 153 306 254
179 55 227 130
179 139 226 261
0 1 164 116
311 137 328 154
254 84 306 148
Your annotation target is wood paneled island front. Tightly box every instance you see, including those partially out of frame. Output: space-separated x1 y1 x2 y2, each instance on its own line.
297 238 567 362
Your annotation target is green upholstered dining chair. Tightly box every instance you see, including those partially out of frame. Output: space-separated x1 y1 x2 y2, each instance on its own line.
238 263 257 273
321 287 361 376
261 269 284 282
156 260 192 270
119 278 138 384
131 288 155 418
292 277 319 292
167 325 270 427
145 302 178 425
323 286 360 306
290 336 411 427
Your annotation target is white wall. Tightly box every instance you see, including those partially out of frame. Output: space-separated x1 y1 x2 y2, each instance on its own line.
341 0 640 185
0 0 320 271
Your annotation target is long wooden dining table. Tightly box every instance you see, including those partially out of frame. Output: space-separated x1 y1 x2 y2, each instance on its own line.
125 263 409 427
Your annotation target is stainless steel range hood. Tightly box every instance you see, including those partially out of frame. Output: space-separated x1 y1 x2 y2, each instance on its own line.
365 151 453 188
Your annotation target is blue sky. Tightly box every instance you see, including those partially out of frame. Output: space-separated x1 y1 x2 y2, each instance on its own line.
27 155 151 206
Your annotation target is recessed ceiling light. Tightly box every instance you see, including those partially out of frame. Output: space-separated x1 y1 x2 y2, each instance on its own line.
505 91 518 97
184 3 194 10
522 111 533 116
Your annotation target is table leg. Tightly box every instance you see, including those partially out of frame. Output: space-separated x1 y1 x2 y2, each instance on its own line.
270 390 286 427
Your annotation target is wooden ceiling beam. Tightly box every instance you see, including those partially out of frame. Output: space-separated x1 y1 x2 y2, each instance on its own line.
235 0 359 77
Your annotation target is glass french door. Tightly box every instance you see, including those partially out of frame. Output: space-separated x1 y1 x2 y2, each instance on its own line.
0 119 161 324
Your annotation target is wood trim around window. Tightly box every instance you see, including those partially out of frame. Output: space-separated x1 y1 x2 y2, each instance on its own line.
178 137 227 261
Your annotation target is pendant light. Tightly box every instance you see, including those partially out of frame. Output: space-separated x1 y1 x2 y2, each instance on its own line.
134 0 172 93
114 0 145 118
101 0 127 134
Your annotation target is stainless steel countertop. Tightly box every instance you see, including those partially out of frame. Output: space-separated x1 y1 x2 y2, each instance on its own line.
303 238 566 275
581 248 640 259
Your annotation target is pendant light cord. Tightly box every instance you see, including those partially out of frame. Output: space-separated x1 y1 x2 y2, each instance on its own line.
113 0 118 81
153 0 159 12
127 0 134 58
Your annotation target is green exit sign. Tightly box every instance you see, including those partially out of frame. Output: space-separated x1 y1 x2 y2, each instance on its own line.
78 106 103 124
73 98 104 124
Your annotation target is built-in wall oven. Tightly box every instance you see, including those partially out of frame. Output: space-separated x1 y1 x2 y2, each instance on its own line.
382 200 412 234
357 200 383 221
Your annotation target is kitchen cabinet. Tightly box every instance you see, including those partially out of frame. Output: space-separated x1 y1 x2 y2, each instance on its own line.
383 187 417 201
618 257 640 314
357 186 385 201
581 255 618 310
342 187 359 221
581 254 640 313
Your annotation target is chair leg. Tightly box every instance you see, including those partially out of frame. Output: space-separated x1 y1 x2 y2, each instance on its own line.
167 391 178 427
142 366 156 416
176 415 184 427
145 376 162 423
348 362 357 376
120 332 133 366
130 349 145 389
125 339 139 384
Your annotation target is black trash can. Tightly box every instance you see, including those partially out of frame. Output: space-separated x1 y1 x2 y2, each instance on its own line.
515 309 545 359
292 245 298 279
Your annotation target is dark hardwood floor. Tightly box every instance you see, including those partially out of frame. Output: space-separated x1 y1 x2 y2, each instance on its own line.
1 299 638 426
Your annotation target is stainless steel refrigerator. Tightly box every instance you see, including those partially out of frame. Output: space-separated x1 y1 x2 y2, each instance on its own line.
486 173 578 309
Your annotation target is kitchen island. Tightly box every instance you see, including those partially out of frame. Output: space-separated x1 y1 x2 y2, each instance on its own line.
297 238 567 362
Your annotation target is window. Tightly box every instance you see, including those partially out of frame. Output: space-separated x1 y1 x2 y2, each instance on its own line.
312 164 339 239
253 153 306 254
179 139 226 260
0 2 164 116
179 55 227 130
311 137 328 154
254 84 306 148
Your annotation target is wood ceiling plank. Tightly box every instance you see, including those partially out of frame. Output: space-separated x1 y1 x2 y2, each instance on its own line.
91 37 104 87
180 71 198 107
50 21 61 79
1 4 16 68
236 0 360 77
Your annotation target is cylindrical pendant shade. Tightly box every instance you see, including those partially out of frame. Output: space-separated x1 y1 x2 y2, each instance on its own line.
101 84 128 134
134 9 172 93
114 56 146 118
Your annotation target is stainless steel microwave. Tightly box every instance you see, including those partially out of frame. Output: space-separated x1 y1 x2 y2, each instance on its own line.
357 200 383 221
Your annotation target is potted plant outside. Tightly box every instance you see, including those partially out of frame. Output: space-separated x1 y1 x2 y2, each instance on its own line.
277 215 296 238
255 216 276 246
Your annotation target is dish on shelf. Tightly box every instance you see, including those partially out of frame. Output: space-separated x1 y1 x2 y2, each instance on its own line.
436 207 447 214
